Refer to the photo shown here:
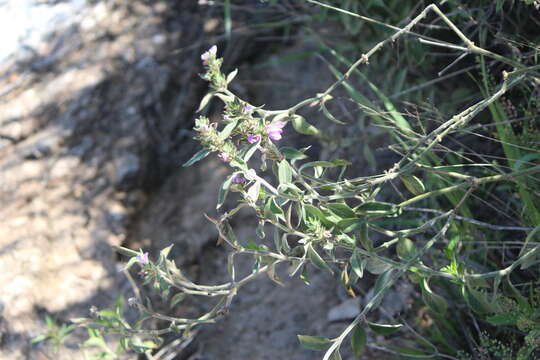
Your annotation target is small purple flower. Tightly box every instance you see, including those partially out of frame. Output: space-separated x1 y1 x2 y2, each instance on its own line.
247 134 261 144
201 45 217 64
231 173 246 184
136 252 149 265
265 121 286 141
218 152 231 162
223 114 231 121
243 104 254 113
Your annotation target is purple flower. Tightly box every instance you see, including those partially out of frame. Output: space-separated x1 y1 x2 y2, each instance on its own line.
247 134 261 144
201 45 217 64
218 152 231 162
136 252 149 265
231 173 246 184
243 104 254 113
223 114 231 121
265 121 286 141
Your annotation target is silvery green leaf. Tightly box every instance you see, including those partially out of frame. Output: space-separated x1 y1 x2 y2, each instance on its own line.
278 159 293 185
214 93 234 103
400 175 426 195
197 92 214 112
182 148 211 167
329 348 342 360
321 101 346 124
291 115 320 136
366 269 395 312
247 181 261 203
366 258 390 275
368 322 403 335
122 256 139 271
218 120 238 141
281 233 291 253
160 244 174 259
304 204 334 228
356 202 400 216
337 218 364 233
113 245 139 257
297 335 332 351
169 293 185 308
280 146 309 161
272 112 290 123
242 142 259 163
226 68 238 84
351 325 367 357
325 203 356 218
359 222 373 251
299 161 338 172
396 238 417 261
350 249 365 278
217 175 233 209
307 244 333 274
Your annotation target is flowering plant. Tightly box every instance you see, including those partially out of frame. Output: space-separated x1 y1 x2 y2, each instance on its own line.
65 5 540 359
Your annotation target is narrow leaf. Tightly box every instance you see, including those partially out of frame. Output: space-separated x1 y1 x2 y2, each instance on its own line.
291 115 320 136
351 325 367 357
368 322 403 335
298 335 332 351
307 244 334 274
182 148 211 167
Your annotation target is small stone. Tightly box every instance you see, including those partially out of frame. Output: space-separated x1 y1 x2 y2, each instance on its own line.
327 298 360 322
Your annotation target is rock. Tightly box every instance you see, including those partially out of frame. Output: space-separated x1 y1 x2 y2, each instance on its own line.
327 298 361 322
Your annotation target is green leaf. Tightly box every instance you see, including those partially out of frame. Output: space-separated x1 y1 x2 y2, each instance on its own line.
321 101 346 124
112 245 139 257
298 335 332 351
329 348 343 360
366 258 391 275
218 120 238 141
350 249 365 278
325 203 356 218
304 204 334 228
291 115 320 136
401 175 426 195
217 175 233 209
299 161 339 172
337 218 364 233
267 197 284 216
247 180 261 203
170 293 186 308
197 92 214 112
366 269 395 312
368 322 403 335
351 325 366 357
356 202 400 216
462 285 497 315
226 69 238 84
280 146 309 161
278 160 293 185
486 312 520 326
396 238 417 261
31 334 49 344
307 244 334 274
358 222 373 251
122 256 139 271
182 148 211 167
421 278 448 316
